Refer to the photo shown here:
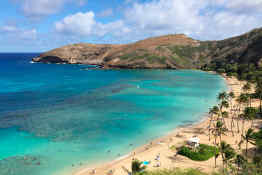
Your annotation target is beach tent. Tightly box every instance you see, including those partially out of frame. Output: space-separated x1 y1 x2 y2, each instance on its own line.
187 137 200 148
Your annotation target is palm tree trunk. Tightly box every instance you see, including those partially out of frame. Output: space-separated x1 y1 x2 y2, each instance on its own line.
259 95 262 113
215 156 217 168
237 106 241 133
245 140 249 157
222 117 227 130
251 119 254 129
242 120 245 136
249 96 251 108
237 118 240 133
209 130 210 141
223 161 225 174
222 155 225 174
231 116 234 136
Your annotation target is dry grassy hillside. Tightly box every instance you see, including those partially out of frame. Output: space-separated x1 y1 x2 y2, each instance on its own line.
33 27 262 70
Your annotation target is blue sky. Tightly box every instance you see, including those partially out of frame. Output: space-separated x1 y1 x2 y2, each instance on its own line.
1 0 262 52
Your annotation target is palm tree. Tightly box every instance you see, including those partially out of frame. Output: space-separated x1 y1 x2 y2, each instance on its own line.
244 107 257 128
212 106 220 119
209 106 219 125
241 128 256 157
228 92 235 111
235 154 246 174
217 92 229 120
218 92 228 102
221 111 229 120
228 92 236 135
255 80 262 113
211 121 227 145
220 100 229 112
220 141 229 172
237 94 249 134
237 93 249 111
214 149 219 168
239 113 246 136
220 141 236 173
219 100 229 128
208 106 220 141
242 83 252 107
208 108 214 141
218 121 227 143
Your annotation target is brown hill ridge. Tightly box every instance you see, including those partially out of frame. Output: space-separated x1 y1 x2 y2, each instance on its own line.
33 27 262 69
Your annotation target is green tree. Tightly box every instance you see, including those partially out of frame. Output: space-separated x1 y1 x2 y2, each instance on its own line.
237 93 249 109
237 94 249 134
235 154 247 174
220 141 236 173
219 100 229 128
218 92 228 102
228 92 236 135
255 78 262 113
228 92 235 112
241 128 256 157
208 106 219 141
242 83 252 107
211 121 227 145
243 107 257 128
214 151 219 168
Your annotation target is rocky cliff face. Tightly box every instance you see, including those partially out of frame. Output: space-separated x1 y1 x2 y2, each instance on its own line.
33 27 262 69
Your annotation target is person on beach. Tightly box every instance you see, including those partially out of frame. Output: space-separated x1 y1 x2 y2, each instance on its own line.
155 153 160 161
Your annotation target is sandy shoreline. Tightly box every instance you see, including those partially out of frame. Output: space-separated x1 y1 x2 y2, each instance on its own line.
69 74 260 175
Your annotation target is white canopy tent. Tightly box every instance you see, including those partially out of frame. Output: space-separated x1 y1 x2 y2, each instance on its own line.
187 137 200 148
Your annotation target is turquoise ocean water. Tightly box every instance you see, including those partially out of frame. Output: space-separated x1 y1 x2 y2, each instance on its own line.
0 53 227 175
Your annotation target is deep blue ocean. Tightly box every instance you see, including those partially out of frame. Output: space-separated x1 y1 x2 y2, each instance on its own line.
0 53 227 175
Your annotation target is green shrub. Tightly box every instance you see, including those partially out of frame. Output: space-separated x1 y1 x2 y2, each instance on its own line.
177 144 219 161
170 145 176 151
132 159 146 174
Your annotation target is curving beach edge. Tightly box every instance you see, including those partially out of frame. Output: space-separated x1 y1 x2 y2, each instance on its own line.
66 74 260 175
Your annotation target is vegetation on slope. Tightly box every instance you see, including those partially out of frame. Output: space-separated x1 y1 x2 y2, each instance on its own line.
201 28 262 83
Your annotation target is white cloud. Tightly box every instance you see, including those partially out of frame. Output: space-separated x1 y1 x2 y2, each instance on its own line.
51 0 262 44
123 0 262 40
206 12 260 39
125 0 207 35
0 25 37 40
55 12 96 36
55 11 130 38
13 0 88 19
215 0 262 13
20 0 66 18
